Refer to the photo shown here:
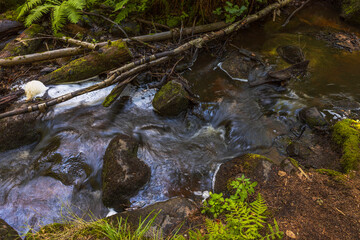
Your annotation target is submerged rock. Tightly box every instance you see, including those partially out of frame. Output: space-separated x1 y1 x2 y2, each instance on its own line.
299 107 327 128
102 134 150 210
0 218 20 240
276 45 305 64
109 197 197 238
0 109 41 152
220 50 259 80
214 154 274 194
152 80 190 116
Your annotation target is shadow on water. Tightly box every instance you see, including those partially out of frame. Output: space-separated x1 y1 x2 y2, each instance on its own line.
1 0 360 234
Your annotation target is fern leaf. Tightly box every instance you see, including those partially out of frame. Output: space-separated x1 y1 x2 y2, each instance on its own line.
18 0 44 19
67 0 86 10
51 3 67 33
24 4 53 26
65 5 82 24
114 0 129 11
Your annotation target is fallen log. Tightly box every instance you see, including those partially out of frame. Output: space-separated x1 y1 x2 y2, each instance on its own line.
0 56 170 119
0 22 228 67
0 24 44 58
39 40 132 84
0 0 294 119
0 20 24 40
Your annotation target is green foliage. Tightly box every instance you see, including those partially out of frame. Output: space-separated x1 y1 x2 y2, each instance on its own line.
199 175 283 240
103 0 149 23
18 0 86 33
213 1 248 23
202 175 257 218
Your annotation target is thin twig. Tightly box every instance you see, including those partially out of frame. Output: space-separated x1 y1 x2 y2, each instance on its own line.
136 18 170 30
82 11 129 38
282 0 311 27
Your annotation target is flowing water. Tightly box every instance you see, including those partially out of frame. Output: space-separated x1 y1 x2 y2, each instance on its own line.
1 2 360 235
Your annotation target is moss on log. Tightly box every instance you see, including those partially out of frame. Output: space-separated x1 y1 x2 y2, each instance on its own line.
40 40 132 84
0 24 44 58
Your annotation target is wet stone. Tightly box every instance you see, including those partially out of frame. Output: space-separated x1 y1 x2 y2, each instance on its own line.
299 107 327 128
102 134 150 211
0 108 41 152
276 45 305 64
0 218 20 240
220 51 259 80
152 80 190 116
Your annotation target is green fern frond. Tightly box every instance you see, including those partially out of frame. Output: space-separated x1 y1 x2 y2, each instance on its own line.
24 4 53 26
65 5 82 23
18 0 44 19
51 3 67 33
114 0 129 11
67 0 86 10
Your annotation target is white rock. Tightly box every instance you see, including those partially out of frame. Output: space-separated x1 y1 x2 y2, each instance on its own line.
24 80 48 101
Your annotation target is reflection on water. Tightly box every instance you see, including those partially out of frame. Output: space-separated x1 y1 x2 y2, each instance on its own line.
1 1 360 235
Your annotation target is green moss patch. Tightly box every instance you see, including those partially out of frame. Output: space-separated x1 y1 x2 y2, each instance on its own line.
332 119 360 172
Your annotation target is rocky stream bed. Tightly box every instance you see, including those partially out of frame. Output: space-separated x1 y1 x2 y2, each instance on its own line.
1 1 360 239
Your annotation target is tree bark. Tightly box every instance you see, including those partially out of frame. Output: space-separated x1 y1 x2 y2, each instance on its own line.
39 40 132 84
0 24 44 59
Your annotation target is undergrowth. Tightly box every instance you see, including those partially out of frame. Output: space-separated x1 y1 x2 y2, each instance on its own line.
17 0 270 33
191 175 283 240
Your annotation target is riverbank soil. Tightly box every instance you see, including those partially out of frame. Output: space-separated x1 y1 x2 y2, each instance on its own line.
260 170 360 239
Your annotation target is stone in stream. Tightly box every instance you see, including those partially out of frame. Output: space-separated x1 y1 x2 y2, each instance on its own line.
152 80 190 116
220 50 259 80
0 106 41 152
299 107 327 128
0 218 21 240
102 134 150 210
214 154 275 195
108 197 198 238
276 45 305 64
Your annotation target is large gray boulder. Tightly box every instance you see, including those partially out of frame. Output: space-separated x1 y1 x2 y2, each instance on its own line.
102 134 151 210
109 197 198 238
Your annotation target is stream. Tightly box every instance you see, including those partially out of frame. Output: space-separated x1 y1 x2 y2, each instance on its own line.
1 1 360 235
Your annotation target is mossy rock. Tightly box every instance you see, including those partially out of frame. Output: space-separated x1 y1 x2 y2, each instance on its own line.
332 119 360 172
102 134 151 211
214 154 275 194
152 80 190 116
341 0 360 26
